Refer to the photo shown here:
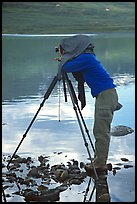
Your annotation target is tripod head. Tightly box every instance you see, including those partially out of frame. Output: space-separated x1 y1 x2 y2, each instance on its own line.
55 45 64 55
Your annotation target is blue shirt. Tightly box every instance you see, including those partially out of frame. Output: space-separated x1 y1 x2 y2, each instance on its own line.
62 53 116 97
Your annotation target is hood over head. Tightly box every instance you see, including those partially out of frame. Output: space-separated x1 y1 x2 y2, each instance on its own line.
57 34 94 79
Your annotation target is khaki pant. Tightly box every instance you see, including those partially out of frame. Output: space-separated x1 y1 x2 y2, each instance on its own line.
93 88 118 166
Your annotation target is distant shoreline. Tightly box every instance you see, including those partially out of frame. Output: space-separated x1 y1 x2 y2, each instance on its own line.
2 2 135 35
2 32 134 38
2 33 98 37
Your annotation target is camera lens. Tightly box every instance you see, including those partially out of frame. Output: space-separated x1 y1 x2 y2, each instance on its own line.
55 47 59 52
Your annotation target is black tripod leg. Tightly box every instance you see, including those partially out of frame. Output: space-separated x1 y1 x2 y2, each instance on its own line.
62 77 67 102
83 177 92 202
64 73 95 152
64 73 98 181
2 185 7 202
77 105 95 152
7 76 58 169
88 182 96 202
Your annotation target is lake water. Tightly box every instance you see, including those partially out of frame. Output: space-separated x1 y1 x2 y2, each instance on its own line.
2 33 135 202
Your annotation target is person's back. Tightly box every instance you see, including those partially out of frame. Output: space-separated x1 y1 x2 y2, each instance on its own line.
62 52 116 98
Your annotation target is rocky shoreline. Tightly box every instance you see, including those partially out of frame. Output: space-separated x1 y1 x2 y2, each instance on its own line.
2 152 134 202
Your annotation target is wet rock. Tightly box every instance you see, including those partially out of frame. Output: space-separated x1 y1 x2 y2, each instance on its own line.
50 164 68 182
3 185 13 190
6 172 17 178
2 123 7 125
27 166 41 178
121 158 129 162
38 155 49 166
24 188 60 202
68 161 80 171
8 163 21 171
12 191 21 195
112 169 117 176
2 154 93 202
51 164 67 171
41 178 51 185
69 159 79 167
13 154 20 159
53 151 62 155
107 163 112 171
37 185 48 192
112 167 121 170
9 156 32 165
51 168 69 182
60 170 70 182
50 160 87 185
6 155 11 161
124 164 133 169
68 178 82 185
114 163 123 166
17 177 25 185
23 190 39 202
69 168 81 174
68 172 87 180
19 178 36 187
5 193 11 198
56 184 68 192
110 125 134 136
80 162 86 169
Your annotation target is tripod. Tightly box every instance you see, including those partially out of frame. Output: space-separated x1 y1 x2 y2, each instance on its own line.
6 71 98 180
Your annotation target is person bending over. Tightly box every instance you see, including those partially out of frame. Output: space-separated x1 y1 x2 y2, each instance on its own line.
55 34 122 173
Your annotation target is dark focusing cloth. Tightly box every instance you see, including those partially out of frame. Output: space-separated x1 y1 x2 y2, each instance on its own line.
72 72 86 110
58 35 95 109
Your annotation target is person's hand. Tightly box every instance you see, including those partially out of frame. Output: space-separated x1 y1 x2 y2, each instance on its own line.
54 57 62 61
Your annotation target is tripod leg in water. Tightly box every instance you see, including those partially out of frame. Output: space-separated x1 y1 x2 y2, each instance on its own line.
7 76 58 169
64 73 98 181
64 73 95 153
83 177 92 202
2 184 7 202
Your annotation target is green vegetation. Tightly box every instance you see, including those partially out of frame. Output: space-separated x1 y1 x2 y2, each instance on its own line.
2 2 135 34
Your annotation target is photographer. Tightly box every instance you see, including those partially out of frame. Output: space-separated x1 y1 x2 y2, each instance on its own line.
55 34 122 173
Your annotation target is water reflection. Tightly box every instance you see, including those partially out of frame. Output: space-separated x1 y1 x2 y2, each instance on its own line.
83 175 110 202
2 33 135 102
95 176 110 202
2 33 135 202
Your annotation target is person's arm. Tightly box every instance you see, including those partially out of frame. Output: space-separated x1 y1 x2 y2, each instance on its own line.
62 54 89 73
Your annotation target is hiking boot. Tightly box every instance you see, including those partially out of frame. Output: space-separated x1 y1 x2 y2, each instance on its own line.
85 163 107 172
84 163 112 177
85 164 107 176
